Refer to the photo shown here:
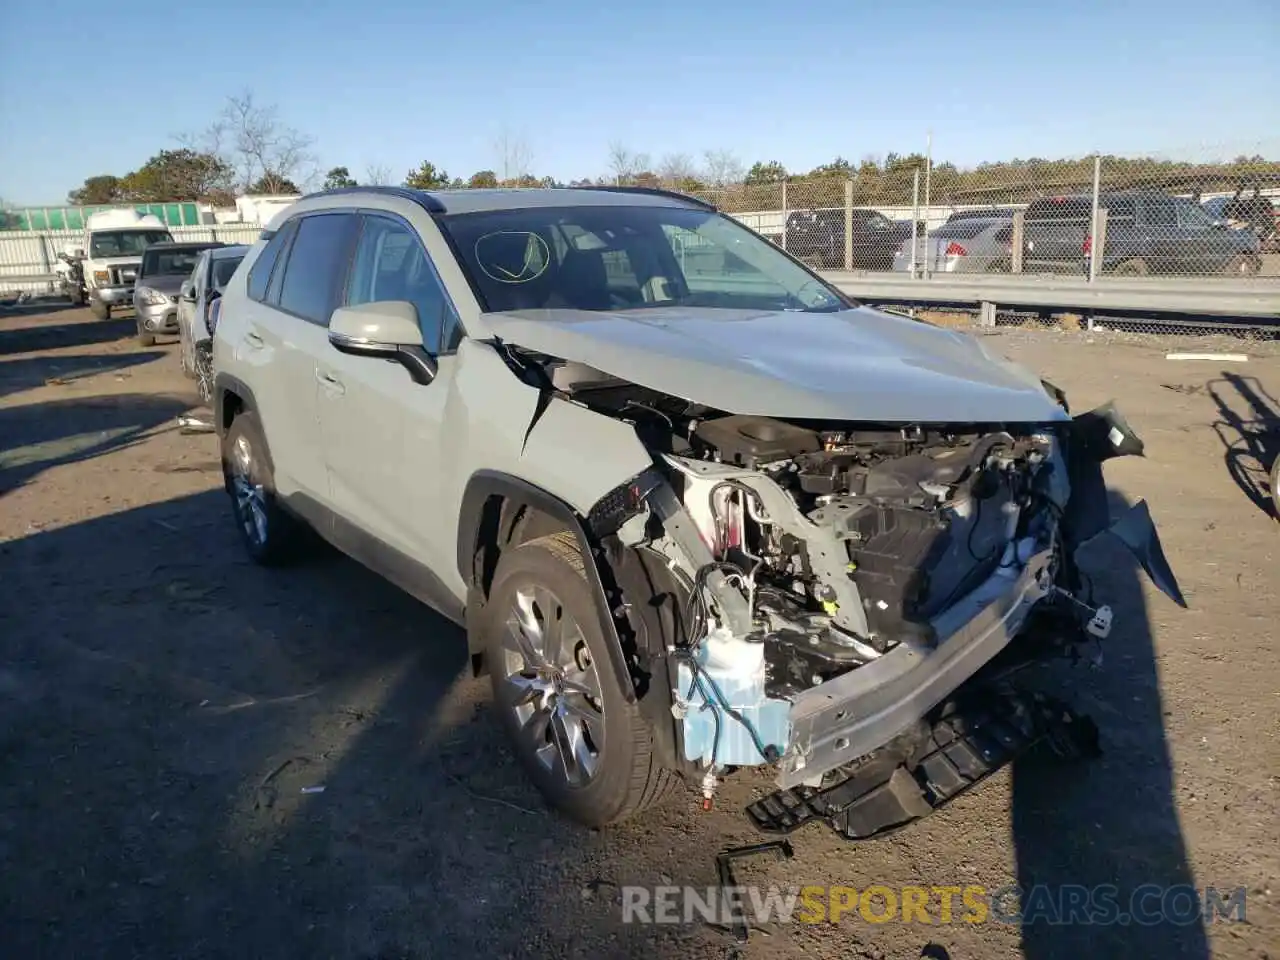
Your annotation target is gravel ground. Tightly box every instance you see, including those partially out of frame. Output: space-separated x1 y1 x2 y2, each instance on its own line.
0 305 1276 960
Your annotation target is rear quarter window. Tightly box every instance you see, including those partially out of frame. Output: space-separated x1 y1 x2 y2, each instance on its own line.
247 225 294 302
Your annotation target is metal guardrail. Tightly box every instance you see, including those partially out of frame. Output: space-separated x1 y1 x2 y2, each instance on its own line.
818 271 1280 319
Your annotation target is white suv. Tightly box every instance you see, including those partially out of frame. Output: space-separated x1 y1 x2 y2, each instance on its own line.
212 186 1182 836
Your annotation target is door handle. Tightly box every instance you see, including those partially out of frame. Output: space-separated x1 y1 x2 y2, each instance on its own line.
243 331 265 349
316 369 345 395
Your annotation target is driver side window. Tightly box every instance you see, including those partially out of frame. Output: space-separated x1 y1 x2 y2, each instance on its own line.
346 215 461 354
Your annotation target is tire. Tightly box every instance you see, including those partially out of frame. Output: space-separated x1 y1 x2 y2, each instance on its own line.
67 287 84 307
481 532 678 826
1222 254 1260 277
220 411 307 566
1111 257 1149 277
137 319 156 347
194 342 214 406
90 298 110 320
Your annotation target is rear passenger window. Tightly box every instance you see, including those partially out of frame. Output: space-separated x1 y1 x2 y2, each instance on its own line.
277 214 357 324
1144 197 1176 227
346 215 460 353
247 223 293 302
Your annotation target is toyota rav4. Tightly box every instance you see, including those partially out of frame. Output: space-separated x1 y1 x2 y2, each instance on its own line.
212 186 1184 837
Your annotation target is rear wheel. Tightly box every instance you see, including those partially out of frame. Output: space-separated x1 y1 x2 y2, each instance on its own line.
220 411 307 565
1111 257 1149 276
480 532 678 826
1222 254 1260 277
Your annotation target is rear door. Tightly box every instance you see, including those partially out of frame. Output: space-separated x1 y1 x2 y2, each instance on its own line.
238 212 358 511
1023 197 1090 269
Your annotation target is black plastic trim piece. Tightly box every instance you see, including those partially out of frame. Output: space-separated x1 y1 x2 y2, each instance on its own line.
212 372 258 437
456 470 637 704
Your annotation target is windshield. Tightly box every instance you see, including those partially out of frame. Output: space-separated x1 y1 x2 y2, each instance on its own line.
439 205 850 314
140 248 205 278
88 230 172 258
211 255 245 290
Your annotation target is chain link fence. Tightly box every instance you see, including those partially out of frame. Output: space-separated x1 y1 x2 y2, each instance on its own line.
690 147 1280 282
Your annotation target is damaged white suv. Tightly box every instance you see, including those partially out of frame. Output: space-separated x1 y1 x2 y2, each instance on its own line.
212 186 1184 837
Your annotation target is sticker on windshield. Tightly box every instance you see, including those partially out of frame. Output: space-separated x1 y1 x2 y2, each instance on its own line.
475 231 551 284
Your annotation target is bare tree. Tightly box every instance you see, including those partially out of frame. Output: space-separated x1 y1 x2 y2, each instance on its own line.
180 91 317 194
494 127 534 182
607 141 651 186
657 152 698 187
364 163 393 186
702 148 744 187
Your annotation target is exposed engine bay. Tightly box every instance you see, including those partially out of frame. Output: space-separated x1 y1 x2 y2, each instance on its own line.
510 351 1183 825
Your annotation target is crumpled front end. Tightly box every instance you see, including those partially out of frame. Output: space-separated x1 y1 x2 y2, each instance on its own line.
502 340 1184 838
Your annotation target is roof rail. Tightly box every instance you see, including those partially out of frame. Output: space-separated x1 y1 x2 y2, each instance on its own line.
301 185 446 213
570 184 717 211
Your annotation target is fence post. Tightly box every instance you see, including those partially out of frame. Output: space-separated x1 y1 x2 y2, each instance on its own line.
1088 155 1102 282
1091 208 1109 281
922 133 933 279
781 180 788 252
910 169 920 278
843 179 853 272
1011 211 1025 274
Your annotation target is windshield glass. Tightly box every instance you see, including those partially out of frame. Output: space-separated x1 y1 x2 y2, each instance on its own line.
88 230 172 258
211 256 245 290
140 248 205 278
439 205 849 314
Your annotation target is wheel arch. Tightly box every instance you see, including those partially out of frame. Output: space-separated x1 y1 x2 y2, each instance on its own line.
457 470 639 705
213 372 258 438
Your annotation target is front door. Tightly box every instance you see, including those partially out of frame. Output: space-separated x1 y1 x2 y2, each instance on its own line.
316 212 462 578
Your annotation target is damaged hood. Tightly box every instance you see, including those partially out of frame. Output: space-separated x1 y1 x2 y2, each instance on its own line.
484 305 1069 423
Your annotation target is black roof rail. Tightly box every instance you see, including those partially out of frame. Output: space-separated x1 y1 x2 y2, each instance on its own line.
300 185 446 213
570 184 717 211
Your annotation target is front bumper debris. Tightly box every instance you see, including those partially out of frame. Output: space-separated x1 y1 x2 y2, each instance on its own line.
747 686 1099 841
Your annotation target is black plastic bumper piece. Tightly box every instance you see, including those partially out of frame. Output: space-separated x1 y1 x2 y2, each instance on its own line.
745 687 1099 841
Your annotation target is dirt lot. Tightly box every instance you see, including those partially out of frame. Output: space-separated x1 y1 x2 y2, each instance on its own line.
1 305 1276 960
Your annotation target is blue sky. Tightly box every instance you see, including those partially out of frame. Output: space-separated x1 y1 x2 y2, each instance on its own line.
1 0 1276 205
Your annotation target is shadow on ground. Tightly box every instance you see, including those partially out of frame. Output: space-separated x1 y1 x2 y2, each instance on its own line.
0 489 704 959
1010 492 1207 959
0 392 192 494
1208 372 1280 518
0 315 136 355
0 350 165 401
0 485 1206 958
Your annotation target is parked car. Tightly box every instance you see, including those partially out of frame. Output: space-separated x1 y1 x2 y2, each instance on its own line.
212 185 1183 836
134 241 222 346
893 216 1014 274
1202 187 1279 253
178 244 249 402
1022 189 1261 276
783 207 913 270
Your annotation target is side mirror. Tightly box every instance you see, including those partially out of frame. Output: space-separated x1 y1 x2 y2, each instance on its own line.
329 300 436 384
180 280 195 301
65 245 85 259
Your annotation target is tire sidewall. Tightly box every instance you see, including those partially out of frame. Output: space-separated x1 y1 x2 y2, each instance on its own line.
481 540 643 826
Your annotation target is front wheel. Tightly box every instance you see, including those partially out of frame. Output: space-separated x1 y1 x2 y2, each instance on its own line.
90 298 110 320
137 318 156 347
480 532 678 826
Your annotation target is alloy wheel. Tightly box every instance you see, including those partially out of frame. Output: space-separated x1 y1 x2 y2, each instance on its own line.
500 583 605 787
229 434 268 547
